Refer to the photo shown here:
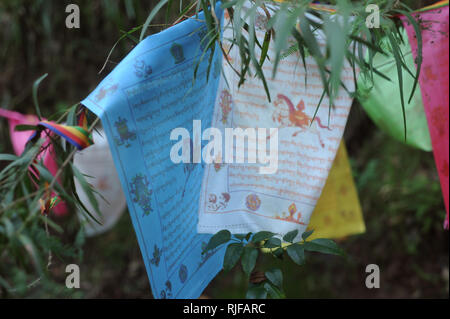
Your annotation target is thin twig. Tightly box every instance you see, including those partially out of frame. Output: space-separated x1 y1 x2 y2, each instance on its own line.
172 1 198 26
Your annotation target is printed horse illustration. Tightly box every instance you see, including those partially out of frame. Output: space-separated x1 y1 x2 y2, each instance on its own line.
271 93 331 148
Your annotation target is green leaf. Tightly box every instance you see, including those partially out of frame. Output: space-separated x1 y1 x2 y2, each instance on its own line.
272 5 303 78
75 226 86 248
272 247 284 259
241 247 258 277
2 217 15 238
193 28 218 80
221 0 240 10
282 229 298 243
263 237 281 249
349 35 385 56
18 234 43 275
69 172 102 226
66 103 79 127
286 243 305 265
265 268 283 288
263 282 285 299
397 10 422 104
165 0 174 25
14 124 38 132
0 154 18 162
223 243 244 272
0 276 12 291
34 163 74 205
204 229 231 252
303 238 344 256
299 14 329 102
234 232 253 242
259 30 271 67
323 13 347 101
251 231 275 243
139 0 169 42
301 229 314 241
387 32 407 141
291 28 308 86
247 7 271 102
246 286 267 299
71 164 100 215
32 73 48 120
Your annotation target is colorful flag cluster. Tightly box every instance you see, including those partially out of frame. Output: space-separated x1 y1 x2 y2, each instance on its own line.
76 1 446 298
78 2 366 298
1 0 447 300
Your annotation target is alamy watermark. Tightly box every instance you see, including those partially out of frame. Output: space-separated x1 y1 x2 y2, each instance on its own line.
65 4 80 29
366 4 380 29
365 264 380 289
65 264 80 289
65 3 380 30
170 120 279 174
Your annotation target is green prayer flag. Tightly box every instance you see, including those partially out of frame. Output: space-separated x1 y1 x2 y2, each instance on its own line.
357 28 432 151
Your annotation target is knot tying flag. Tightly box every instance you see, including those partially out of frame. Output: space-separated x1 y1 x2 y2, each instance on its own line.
28 109 93 151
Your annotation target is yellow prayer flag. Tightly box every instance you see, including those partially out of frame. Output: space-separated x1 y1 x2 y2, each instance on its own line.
306 142 365 240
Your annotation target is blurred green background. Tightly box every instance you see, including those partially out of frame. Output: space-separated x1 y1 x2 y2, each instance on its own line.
0 0 448 298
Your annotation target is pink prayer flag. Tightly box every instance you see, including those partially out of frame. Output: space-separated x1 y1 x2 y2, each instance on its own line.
0 108 68 216
402 5 449 228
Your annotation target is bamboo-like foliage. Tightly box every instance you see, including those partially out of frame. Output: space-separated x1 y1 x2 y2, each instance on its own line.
140 0 424 138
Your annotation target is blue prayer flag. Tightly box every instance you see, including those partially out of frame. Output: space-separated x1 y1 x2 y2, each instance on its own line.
82 5 225 299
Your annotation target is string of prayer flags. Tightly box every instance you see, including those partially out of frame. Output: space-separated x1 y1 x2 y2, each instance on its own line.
357 28 432 152
80 2 364 298
74 129 127 237
2 2 448 302
307 141 365 240
401 3 449 228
